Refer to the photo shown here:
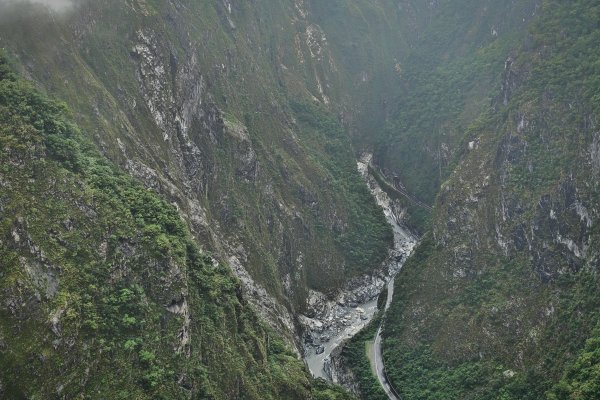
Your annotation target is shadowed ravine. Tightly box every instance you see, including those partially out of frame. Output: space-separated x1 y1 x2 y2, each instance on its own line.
303 154 417 385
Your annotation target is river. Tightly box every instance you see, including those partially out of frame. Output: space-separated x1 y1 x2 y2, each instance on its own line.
305 297 379 379
303 153 416 380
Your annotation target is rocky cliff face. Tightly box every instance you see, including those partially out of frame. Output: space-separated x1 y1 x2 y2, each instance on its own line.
367 0 541 230
2 0 598 398
0 0 401 348
0 56 358 398
382 1 600 398
0 0 408 398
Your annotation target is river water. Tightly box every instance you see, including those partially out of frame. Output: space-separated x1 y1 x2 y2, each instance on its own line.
303 153 416 379
305 297 379 378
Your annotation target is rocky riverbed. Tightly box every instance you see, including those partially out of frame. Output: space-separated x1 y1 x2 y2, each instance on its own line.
302 153 416 379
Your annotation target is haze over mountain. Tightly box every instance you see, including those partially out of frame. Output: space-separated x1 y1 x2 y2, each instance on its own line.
0 1 598 399
0 0 74 12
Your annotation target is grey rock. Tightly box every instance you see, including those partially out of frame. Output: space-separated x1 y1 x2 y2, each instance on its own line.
302 153 418 386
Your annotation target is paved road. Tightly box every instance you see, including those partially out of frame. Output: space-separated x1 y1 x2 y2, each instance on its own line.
372 166 433 212
372 277 401 400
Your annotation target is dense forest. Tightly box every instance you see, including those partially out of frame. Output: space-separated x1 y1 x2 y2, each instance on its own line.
1 0 599 399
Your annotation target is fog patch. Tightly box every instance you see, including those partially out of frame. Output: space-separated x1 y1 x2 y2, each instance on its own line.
0 0 75 12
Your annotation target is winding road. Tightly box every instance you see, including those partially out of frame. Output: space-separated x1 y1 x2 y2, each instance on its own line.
357 154 414 399
304 155 415 394
372 277 401 400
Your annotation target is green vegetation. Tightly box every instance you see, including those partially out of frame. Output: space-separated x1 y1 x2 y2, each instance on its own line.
0 0 395 306
373 0 537 205
378 1 600 399
2 0 599 398
0 52 352 399
549 323 600 400
312 379 357 400
339 314 388 400
291 101 393 274
368 164 430 234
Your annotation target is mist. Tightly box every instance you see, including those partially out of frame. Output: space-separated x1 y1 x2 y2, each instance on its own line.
0 0 74 12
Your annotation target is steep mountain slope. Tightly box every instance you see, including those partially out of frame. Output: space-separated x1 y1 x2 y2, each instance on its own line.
2 0 599 399
369 0 540 231
0 53 354 399
0 0 412 397
0 0 399 343
381 1 600 398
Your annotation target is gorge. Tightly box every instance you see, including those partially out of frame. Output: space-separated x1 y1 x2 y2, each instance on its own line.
1 1 599 399
303 153 416 381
